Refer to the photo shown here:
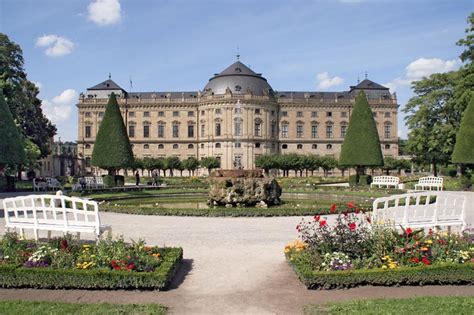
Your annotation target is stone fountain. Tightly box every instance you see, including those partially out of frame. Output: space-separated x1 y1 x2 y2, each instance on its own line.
207 169 282 208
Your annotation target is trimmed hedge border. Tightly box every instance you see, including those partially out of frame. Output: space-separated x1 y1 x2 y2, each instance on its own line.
289 260 474 289
0 247 183 290
100 205 365 217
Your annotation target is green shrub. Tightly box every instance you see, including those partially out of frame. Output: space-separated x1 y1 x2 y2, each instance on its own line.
0 176 6 192
102 175 115 187
440 167 458 177
115 175 125 186
349 175 359 187
460 174 472 190
359 175 372 186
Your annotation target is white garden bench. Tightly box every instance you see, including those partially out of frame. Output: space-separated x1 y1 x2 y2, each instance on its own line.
33 179 47 192
415 176 443 191
3 194 112 241
372 192 466 231
85 176 96 189
95 176 105 189
46 177 63 190
371 176 400 189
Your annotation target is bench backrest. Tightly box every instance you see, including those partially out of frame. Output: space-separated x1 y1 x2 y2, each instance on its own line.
46 178 60 186
95 176 104 185
372 176 400 184
372 192 465 228
85 177 95 185
418 176 443 186
3 195 100 229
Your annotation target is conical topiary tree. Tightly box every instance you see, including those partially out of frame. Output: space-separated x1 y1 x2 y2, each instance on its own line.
452 96 474 167
339 90 383 176
0 91 25 175
91 93 134 175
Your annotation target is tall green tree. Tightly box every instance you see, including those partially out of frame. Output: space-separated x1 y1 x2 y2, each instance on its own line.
164 156 181 177
182 157 200 176
0 91 25 175
0 33 56 157
452 96 474 166
339 90 383 175
320 156 338 177
91 93 134 175
200 157 220 175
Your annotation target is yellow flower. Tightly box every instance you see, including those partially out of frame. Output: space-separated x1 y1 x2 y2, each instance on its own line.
426 240 433 245
382 265 387 269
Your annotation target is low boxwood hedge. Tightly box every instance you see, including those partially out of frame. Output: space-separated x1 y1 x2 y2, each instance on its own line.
289 260 474 289
0 247 183 290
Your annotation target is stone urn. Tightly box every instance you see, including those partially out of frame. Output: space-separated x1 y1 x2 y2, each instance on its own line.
207 169 282 207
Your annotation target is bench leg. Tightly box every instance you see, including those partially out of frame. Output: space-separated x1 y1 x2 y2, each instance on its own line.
33 229 39 241
47 230 52 240
19 228 25 239
76 232 81 240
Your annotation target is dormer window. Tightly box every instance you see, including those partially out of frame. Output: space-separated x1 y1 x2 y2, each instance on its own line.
235 67 242 73
235 85 242 91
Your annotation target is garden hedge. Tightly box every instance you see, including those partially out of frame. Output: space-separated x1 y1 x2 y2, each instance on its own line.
0 247 183 290
289 260 474 289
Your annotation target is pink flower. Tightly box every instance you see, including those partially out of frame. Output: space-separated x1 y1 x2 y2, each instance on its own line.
314 215 320 222
406 228 413 235
349 222 357 230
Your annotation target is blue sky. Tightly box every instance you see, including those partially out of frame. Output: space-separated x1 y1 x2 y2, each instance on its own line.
1 0 472 141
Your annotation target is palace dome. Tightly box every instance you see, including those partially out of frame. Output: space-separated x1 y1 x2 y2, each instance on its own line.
203 61 274 97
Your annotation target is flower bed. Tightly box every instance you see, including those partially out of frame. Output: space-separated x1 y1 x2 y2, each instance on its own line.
0 233 183 290
285 203 474 289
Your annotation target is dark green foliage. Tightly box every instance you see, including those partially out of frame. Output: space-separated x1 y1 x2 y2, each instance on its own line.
288 262 474 290
200 157 220 174
440 166 458 177
339 91 383 169
102 175 115 187
91 93 134 173
0 91 25 169
163 156 181 177
255 154 280 173
0 247 183 290
115 175 125 186
358 175 372 186
452 96 474 164
349 175 359 187
182 157 200 176
0 34 56 157
320 156 338 177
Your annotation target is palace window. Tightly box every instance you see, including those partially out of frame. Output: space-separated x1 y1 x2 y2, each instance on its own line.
373 112 377 117
144 111 150 117
98 112 104 118
234 119 242 136
188 144 194 149
235 143 241 148
188 124 195 138
297 111 303 117
327 144 333 150
215 123 221 136
254 122 262 137
385 112 391 118
188 111 194 117
173 111 179 117
255 143 261 148
128 125 135 138
144 144 149 150
158 123 165 138
143 124 150 138
311 125 318 138
85 112 91 118
384 124 391 139
341 125 347 138
255 108 261 115
326 112 332 117
215 143 221 149
297 144 303 150
158 111 164 117
173 144 179 149
326 125 333 139
158 144 164 149
235 108 242 114
201 110 205 115
215 108 222 115
129 112 135 117
281 111 288 117
271 110 275 116
296 124 304 138
311 111 318 118
172 123 179 138
385 144 391 150
341 112 347 118
312 144 317 149
282 144 288 149
85 125 91 138
281 124 288 138
200 143 204 149
85 157 91 167
85 144 91 149
201 124 206 137
271 123 276 137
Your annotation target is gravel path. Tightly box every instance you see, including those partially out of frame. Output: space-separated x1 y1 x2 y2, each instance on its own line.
0 192 473 314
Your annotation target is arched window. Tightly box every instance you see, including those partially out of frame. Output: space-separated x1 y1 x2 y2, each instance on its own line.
173 144 179 149
384 144 391 150
215 143 221 149
312 144 317 149
188 144 194 149
85 144 91 149
158 144 164 149
297 144 303 150
282 144 288 149
255 143 261 148
281 122 289 138
144 144 149 149
326 144 333 150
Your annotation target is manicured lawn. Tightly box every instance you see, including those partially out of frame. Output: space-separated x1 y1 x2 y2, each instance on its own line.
304 296 474 314
0 301 167 315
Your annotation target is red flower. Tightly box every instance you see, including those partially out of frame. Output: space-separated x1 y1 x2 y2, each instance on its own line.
405 228 413 235
438 239 447 245
314 215 320 222
60 239 68 251
355 208 360 214
428 228 433 236
422 257 430 265
330 204 336 213
411 257 420 263
347 202 355 209
319 220 327 227
349 222 357 230
366 217 372 224
343 212 348 217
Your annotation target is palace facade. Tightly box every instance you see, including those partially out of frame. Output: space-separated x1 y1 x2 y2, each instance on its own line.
77 60 398 173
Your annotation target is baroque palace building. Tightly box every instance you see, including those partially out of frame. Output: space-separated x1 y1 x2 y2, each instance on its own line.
77 60 398 173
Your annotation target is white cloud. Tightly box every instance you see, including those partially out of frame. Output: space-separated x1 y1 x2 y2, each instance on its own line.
316 72 344 90
87 0 122 26
385 57 460 92
36 35 75 57
42 89 77 124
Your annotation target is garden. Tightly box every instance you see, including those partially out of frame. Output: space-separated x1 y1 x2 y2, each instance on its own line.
285 203 474 289
0 233 183 290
